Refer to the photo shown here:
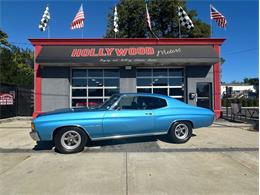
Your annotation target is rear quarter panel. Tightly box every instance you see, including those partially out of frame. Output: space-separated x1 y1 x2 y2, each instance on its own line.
154 107 214 132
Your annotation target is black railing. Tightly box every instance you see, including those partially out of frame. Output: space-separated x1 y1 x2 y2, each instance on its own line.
0 83 33 119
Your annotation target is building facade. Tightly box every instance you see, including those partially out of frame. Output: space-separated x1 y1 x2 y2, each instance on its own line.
29 38 225 118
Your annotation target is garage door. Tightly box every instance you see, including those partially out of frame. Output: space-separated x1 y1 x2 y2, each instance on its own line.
136 68 185 102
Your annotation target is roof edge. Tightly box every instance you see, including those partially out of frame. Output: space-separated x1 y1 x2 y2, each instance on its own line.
28 38 225 46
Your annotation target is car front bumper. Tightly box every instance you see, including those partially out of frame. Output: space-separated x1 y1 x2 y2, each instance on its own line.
29 130 40 141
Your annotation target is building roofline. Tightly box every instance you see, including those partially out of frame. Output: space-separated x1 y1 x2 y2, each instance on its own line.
28 38 225 46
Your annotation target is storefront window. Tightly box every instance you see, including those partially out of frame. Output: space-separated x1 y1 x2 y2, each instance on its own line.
136 68 185 101
71 68 119 108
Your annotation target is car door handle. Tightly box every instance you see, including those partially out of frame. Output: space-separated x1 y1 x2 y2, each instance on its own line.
145 112 153 115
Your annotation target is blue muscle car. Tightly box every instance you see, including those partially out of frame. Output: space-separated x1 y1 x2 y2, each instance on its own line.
30 93 215 154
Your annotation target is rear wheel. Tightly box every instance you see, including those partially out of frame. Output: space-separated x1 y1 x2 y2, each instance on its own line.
169 121 192 143
54 127 87 154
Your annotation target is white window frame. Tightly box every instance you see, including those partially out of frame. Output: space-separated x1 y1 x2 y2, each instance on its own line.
70 67 120 108
136 67 185 100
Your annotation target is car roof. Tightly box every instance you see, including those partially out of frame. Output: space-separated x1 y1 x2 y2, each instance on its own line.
118 93 189 108
119 93 170 99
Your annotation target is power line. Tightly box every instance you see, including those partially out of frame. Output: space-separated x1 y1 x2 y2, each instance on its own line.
223 48 258 56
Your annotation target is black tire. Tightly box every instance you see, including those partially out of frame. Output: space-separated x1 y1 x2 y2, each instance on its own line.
54 127 87 154
168 121 193 143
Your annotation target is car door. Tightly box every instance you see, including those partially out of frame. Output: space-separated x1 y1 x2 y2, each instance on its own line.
102 95 154 137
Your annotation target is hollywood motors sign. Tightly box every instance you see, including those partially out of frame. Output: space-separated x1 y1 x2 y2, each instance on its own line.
71 47 155 57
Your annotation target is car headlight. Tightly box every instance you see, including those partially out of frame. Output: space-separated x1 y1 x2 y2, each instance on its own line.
31 122 35 130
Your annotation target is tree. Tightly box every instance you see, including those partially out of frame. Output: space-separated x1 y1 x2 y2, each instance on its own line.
243 77 259 86
0 29 34 88
105 0 210 38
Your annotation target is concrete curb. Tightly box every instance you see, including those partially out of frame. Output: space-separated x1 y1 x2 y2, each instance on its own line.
0 116 32 124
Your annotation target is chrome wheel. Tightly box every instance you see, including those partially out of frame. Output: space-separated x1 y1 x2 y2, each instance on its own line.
174 123 189 140
61 130 81 150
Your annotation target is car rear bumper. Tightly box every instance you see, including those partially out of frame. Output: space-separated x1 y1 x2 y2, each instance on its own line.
29 130 40 141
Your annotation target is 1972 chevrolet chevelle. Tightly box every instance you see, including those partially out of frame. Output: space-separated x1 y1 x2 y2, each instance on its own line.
30 93 215 154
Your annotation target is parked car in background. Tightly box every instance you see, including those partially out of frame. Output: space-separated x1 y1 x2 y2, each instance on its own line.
30 93 215 154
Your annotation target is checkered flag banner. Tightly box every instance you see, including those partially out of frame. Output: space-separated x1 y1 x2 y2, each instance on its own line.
114 6 119 33
39 6 50 31
178 6 194 30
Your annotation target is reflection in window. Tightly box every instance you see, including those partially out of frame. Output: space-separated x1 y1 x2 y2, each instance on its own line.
71 69 119 108
72 89 86 97
72 69 86 77
136 68 185 100
72 79 87 87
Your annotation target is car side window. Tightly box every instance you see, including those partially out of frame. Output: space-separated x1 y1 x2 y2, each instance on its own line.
137 96 167 110
116 96 138 110
115 96 167 110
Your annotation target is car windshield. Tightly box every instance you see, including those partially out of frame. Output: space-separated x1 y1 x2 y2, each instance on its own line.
99 95 120 110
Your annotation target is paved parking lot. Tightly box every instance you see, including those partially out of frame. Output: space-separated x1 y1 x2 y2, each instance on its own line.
0 119 258 195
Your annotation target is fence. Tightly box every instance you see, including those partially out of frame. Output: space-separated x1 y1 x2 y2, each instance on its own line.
0 83 34 119
221 105 259 122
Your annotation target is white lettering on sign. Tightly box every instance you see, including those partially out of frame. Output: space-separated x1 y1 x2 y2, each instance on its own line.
0 93 14 105
156 48 182 57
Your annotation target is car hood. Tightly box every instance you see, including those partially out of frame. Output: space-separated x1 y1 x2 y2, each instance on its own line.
37 107 106 117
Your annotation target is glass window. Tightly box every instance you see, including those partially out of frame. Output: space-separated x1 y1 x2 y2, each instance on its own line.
104 69 119 77
136 68 185 101
153 88 168 95
87 99 103 108
71 68 119 108
88 69 103 77
88 79 103 87
117 96 137 110
153 69 167 77
100 95 120 109
72 89 86 97
72 79 86 87
72 99 87 107
169 88 184 96
88 89 103 97
169 78 183 86
104 79 119 87
137 88 152 93
169 68 183 77
137 96 167 109
137 69 152 77
105 88 119 96
72 69 86 77
137 78 152 86
152 78 167 86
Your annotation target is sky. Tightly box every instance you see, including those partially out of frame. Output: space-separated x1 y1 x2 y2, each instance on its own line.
0 0 259 83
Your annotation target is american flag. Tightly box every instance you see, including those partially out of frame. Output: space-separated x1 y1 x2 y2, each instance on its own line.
71 4 85 30
210 4 227 28
145 3 152 31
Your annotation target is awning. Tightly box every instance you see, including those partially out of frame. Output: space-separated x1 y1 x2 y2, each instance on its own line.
36 45 219 66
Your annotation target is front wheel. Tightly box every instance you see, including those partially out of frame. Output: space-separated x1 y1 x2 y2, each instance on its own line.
169 121 193 143
54 127 87 154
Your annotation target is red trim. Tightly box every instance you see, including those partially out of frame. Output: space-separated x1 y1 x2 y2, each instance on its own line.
29 38 225 46
29 38 225 118
33 45 42 118
213 44 221 118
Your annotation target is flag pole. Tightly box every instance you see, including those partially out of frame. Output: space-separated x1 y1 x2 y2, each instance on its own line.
178 18 181 38
48 26 50 38
81 28 83 39
210 4 213 37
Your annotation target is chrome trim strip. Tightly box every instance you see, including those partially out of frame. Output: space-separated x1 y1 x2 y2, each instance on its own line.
91 131 167 141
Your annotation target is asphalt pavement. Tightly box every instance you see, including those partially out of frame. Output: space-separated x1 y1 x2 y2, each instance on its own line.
0 118 258 195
